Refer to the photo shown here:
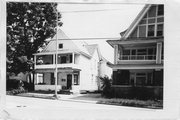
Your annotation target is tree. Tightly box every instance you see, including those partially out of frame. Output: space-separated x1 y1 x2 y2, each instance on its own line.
7 2 62 74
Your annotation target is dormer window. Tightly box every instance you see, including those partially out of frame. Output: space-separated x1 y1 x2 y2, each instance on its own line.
59 44 63 49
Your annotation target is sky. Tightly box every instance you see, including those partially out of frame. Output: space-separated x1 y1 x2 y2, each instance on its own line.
57 3 144 63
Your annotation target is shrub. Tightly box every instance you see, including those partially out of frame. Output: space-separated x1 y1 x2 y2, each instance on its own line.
99 76 113 98
6 79 28 95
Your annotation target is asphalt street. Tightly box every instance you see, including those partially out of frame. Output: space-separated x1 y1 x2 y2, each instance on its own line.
3 95 165 120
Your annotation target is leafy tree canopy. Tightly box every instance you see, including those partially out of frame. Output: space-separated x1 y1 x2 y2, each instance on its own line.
7 2 62 74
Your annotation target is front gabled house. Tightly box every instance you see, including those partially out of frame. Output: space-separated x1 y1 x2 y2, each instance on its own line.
33 29 112 93
107 4 164 99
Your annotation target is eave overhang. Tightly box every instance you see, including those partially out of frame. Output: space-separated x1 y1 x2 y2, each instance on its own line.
35 67 81 73
108 64 163 70
107 37 164 47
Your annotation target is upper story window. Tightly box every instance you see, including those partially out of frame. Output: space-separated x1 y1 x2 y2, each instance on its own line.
58 54 72 64
157 5 164 16
36 55 53 65
147 25 155 37
59 44 63 49
130 5 164 38
157 24 163 36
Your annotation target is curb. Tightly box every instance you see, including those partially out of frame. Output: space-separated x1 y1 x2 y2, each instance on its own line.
59 98 98 104
15 94 98 104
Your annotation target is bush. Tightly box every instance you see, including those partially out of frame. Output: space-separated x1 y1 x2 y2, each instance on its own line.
6 79 28 95
99 76 113 98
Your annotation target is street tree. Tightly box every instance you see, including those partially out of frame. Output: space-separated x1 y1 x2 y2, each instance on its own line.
7 2 62 75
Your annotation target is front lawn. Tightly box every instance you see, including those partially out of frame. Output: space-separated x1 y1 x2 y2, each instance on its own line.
71 93 163 109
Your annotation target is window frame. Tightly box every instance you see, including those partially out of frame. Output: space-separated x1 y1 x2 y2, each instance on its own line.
58 43 63 49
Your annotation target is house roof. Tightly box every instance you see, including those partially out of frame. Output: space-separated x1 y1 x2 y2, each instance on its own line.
121 4 151 39
34 29 110 63
107 4 156 47
35 29 91 58
84 44 98 56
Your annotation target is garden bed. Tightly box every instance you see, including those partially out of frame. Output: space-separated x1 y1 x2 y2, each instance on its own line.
71 93 163 109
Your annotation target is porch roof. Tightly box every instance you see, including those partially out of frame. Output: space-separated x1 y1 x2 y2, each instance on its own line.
107 63 163 70
35 67 81 73
107 37 163 47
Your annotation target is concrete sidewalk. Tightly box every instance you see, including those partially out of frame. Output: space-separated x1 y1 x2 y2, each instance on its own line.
16 93 98 104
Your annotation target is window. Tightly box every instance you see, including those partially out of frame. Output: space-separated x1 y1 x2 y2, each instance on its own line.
139 25 146 37
37 74 44 84
58 54 73 64
74 74 79 85
136 75 146 86
135 5 164 38
59 44 63 49
157 24 163 36
148 6 156 17
139 19 146 25
136 73 147 86
157 5 164 16
148 25 155 37
137 49 147 55
123 50 130 55
148 18 155 24
36 55 53 65
61 56 67 63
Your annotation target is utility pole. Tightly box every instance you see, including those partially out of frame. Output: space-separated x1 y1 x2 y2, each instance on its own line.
54 4 59 99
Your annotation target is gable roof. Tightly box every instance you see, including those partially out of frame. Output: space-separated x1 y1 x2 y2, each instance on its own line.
36 29 91 58
121 4 151 39
84 44 98 56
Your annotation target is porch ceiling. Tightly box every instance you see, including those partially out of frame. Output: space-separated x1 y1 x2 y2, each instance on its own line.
35 67 81 73
108 64 163 70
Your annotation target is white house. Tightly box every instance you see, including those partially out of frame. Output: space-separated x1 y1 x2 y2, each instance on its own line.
34 29 112 93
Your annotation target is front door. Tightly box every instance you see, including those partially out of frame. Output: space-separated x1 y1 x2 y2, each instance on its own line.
67 74 72 89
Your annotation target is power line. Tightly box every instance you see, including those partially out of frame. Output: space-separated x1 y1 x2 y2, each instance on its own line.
58 2 147 5
49 37 120 41
60 9 125 13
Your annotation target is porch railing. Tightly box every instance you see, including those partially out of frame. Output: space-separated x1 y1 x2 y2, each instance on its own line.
119 55 156 60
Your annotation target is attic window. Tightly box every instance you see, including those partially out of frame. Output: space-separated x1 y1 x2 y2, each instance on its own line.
59 44 63 49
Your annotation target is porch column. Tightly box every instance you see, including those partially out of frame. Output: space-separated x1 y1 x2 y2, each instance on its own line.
72 73 74 85
53 54 56 64
72 52 75 64
114 45 118 64
156 42 162 64
34 55 36 69
118 45 123 60
34 73 37 84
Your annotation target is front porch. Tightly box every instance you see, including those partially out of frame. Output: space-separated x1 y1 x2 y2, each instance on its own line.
112 69 163 99
34 68 81 93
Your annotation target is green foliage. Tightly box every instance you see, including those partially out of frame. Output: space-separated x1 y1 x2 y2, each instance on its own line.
7 2 62 74
99 76 112 98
